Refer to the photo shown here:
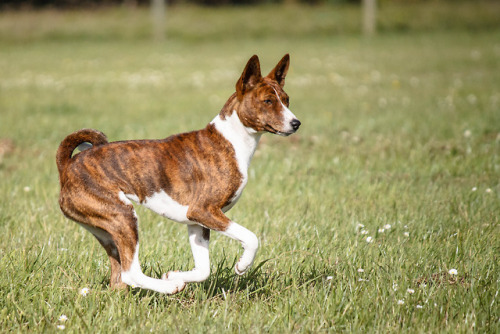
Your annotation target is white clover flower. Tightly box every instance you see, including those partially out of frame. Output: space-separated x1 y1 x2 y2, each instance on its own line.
357 268 364 273
470 50 481 60
485 188 492 193
79 287 90 296
448 269 458 276
393 282 399 291
57 325 65 330
58 315 68 322
378 228 385 233
384 224 392 230
466 94 477 105
397 299 405 305
366 236 373 243
360 229 368 235
326 276 333 280
403 232 410 237
472 187 477 192
453 78 463 88
463 129 472 138
378 97 387 108
23 186 31 192
416 305 423 309
357 223 365 229
371 70 381 82
407 288 415 294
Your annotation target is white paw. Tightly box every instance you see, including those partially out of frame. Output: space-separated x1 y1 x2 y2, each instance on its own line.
161 274 185 294
235 261 249 276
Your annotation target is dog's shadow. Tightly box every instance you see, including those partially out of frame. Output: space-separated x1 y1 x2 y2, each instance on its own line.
197 257 272 299
124 257 326 302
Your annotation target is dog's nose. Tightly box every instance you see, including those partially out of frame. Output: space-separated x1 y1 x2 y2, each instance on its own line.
291 119 301 131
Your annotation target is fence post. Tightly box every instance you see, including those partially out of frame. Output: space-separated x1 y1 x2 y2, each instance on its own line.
151 0 166 41
362 0 376 36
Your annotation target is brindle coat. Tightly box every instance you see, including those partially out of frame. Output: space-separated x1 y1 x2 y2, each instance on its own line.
56 54 298 291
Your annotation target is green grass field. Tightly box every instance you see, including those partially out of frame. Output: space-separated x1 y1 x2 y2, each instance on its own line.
0 2 499 332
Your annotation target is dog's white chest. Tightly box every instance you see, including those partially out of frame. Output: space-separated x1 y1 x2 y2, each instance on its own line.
211 111 261 212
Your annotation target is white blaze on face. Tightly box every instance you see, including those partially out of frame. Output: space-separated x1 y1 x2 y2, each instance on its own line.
273 87 297 134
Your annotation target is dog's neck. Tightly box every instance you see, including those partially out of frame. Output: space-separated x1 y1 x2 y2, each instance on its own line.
211 95 262 178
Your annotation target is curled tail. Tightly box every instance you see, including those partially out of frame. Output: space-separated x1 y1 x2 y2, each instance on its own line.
56 129 108 182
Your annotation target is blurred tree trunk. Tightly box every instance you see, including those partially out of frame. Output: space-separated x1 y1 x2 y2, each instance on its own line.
123 0 138 7
362 0 376 36
151 0 166 41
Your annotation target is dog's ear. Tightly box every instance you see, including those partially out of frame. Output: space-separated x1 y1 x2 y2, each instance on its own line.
267 54 290 88
236 55 262 100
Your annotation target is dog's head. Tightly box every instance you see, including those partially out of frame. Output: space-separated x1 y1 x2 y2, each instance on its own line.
235 54 300 136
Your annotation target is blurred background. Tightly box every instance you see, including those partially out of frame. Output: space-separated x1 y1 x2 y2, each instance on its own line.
0 1 499 331
1 0 499 40
1 0 498 142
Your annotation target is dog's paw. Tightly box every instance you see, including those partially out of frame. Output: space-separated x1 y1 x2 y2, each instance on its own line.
160 275 185 294
170 279 186 294
235 262 249 276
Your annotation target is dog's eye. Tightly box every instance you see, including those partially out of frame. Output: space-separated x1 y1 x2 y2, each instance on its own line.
264 99 273 105
284 97 290 105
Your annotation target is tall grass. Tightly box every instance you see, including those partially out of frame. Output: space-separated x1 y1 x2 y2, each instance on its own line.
0 2 499 332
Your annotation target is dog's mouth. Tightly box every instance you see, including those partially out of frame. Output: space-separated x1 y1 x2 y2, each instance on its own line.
265 125 294 136
265 120 301 137
276 131 294 137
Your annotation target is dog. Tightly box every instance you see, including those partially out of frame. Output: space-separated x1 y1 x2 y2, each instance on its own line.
56 54 300 294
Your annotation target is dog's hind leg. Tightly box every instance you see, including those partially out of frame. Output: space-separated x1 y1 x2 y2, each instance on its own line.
165 224 210 283
96 238 126 290
109 207 185 294
76 200 185 294
77 223 126 290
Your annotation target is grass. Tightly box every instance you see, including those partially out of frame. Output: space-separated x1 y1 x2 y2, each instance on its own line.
0 2 499 332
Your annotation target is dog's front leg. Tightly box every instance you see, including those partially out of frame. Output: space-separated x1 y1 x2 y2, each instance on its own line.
187 206 259 276
221 222 259 275
164 224 210 282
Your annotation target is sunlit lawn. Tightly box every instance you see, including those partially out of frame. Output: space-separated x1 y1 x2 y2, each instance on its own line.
0 3 499 332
